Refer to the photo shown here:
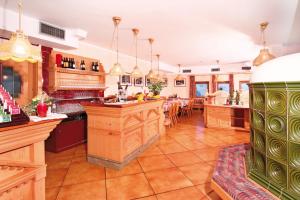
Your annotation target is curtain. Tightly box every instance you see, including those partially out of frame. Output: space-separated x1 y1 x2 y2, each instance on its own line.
229 74 234 94
212 75 217 93
189 75 195 98
41 46 53 94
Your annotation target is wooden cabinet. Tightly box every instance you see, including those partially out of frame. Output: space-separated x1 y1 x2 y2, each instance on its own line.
0 120 61 200
83 100 165 169
204 104 249 131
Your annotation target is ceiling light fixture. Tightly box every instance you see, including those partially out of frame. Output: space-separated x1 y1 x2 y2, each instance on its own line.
109 16 124 76
0 0 41 63
131 28 142 77
253 22 275 66
175 64 184 81
155 54 163 81
147 38 156 81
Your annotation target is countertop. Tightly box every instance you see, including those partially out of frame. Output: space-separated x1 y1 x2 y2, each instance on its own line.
82 99 164 108
204 103 249 109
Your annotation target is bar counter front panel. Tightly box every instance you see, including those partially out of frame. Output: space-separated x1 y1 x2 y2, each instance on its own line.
83 100 165 169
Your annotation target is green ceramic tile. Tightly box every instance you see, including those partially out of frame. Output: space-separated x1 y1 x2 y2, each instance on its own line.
266 89 287 116
267 158 287 188
266 114 287 140
267 136 287 163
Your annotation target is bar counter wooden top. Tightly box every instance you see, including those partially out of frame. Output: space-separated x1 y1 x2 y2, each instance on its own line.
0 119 62 200
83 99 165 169
204 103 250 131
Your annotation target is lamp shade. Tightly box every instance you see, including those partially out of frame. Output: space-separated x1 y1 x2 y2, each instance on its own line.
147 69 156 80
131 65 142 77
175 74 184 81
0 31 41 63
253 48 275 66
110 62 124 76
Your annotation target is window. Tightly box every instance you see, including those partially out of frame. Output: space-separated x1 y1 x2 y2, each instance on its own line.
195 82 209 97
217 82 230 93
240 81 249 91
0 65 22 98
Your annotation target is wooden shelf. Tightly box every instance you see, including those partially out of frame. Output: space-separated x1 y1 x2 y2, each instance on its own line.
56 67 105 76
48 51 106 92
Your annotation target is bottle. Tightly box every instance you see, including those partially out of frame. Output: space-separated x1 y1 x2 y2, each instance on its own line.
83 60 86 70
95 62 98 72
60 57 64 67
91 62 95 71
72 58 76 69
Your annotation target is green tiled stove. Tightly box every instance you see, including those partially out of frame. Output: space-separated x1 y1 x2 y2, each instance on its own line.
247 53 300 200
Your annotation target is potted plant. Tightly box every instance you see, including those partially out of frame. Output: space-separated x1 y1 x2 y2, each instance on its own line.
228 90 234 105
148 80 163 99
22 92 53 116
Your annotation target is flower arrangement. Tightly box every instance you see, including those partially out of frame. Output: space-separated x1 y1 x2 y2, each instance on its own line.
22 92 53 116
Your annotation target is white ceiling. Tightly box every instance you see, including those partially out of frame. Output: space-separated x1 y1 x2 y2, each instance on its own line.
1 0 300 67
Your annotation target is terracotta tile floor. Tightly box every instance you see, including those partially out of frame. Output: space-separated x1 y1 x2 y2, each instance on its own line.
46 110 249 200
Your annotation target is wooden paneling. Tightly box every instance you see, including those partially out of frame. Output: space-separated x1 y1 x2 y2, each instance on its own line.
84 100 165 168
0 120 61 200
204 104 249 131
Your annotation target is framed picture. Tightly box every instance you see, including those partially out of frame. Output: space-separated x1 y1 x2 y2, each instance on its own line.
134 77 144 87
145 76 152 87
161 77 168 87
174 78 186 87
119 75 132 86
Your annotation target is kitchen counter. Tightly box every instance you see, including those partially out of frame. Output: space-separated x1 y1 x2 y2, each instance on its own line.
83 99 165 169
204 104 250 131
0 119 62 200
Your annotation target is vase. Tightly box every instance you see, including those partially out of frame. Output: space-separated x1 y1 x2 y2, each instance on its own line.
37 102 48 117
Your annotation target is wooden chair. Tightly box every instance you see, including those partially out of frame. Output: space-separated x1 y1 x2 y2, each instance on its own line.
164 103 175 127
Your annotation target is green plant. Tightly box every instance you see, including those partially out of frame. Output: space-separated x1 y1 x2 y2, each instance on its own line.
148 81 163 96
235 90 240 105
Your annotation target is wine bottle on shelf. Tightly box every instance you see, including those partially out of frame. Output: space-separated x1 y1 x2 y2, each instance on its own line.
69 58 72 69
95 62 98 72
60 57 64 67
83 60 86 70
80 60 85 70
72 58 76 69
91 62 95 71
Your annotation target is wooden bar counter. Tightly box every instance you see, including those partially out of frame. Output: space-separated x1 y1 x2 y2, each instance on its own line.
0 120 61 200
204 104 250 131
83 99 165 169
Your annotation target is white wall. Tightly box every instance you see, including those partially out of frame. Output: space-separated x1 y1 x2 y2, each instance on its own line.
54 42 189 98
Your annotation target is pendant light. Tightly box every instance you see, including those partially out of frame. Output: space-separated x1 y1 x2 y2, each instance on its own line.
0 0 41 63
109 16 124 76
131 28 142 77
155 54 163 81
147 38 156 81
253 22 275 66
175 64 184 81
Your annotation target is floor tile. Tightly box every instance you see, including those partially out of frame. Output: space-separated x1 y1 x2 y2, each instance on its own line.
57 180 106 200
136 196 158 200
138 155 175 172
158 142 188 154
106 173 154 200
46 187 60 200
156 186 206 200
195 183 214 196
46 168 68 189
166 151 202 167
63 162 105 186
178 163 213 185
47 157 72 170
193 148 220 162
145 168 193 194
106 159 143 178
139 146 164 157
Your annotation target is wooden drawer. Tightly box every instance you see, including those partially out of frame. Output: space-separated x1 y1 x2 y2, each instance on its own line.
89 116 120 131
144 120 159 144
122 128 142 157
